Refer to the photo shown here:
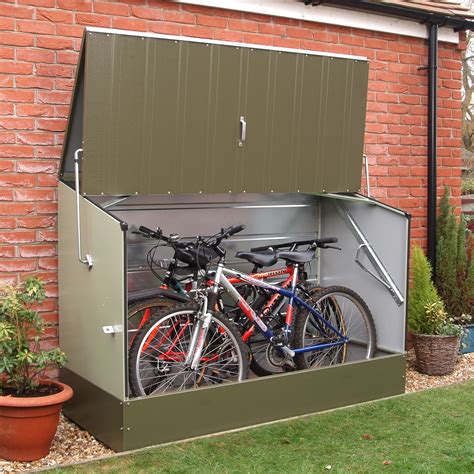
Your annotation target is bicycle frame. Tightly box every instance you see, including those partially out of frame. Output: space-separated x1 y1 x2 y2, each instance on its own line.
129 265 295 349
214 264 349 355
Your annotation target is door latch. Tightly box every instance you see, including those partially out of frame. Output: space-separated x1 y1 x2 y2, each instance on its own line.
238 116 246 147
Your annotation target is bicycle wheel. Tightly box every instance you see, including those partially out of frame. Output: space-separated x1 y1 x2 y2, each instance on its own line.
293 286 376 370
127 298 173 347
128 304 249 397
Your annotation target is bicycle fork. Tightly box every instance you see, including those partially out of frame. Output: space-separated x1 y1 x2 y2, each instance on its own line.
185 263 224 371
184 295 212 370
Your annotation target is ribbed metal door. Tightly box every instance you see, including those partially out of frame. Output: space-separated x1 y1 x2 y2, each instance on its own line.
77 30 368 196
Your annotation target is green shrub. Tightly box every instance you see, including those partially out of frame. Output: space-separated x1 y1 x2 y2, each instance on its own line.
0 277 67 395
409 246 471 336
436 187 474 321
408 246 440 334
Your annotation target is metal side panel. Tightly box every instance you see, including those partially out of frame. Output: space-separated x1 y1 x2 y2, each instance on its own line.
58 182 126 399
319 196 409 353
122 354 405 451
59 40 85 184
79 29 368 196
61 368 124 452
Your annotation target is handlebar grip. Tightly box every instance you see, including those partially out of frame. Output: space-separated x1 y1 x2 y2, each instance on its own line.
317 237 338 245
137 226 170 242
227 224 246 237
138 225 154 235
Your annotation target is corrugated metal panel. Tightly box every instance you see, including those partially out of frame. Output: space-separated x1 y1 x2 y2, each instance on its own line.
78 30 368 196
93 192 320 294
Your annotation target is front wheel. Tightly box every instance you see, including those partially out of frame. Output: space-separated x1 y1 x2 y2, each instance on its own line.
293 286 376 370
128 304 249 397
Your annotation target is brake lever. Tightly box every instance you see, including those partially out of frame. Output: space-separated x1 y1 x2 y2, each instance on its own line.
321 245 342 251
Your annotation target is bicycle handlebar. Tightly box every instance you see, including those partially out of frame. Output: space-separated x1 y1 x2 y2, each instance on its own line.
134 224 246 249
250 237 338 252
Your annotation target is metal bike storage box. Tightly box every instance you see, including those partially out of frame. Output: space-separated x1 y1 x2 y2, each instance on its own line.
59 28 409 452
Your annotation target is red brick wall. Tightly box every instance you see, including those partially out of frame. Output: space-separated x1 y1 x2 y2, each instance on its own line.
0 1 464 350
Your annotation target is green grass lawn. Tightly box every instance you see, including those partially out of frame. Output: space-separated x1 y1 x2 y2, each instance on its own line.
55 381 473 473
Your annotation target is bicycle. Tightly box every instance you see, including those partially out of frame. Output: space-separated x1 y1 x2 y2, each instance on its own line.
128 226 336 374
128 225 376 397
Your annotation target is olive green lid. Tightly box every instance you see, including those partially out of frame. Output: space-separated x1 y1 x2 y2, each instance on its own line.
60 28 368 196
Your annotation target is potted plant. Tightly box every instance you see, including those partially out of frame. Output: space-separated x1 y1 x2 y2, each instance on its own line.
0 277 72 462
408 246 469 376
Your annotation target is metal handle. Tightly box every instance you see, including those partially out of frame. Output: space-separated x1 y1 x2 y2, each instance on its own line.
74 148 93 270
238 116 246 147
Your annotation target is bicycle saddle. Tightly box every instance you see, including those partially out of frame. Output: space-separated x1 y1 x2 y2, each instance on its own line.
278 250 315 264
235 250 278 267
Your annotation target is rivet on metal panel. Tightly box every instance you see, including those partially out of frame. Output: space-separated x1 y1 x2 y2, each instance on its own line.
243 190 246 193
278 52 282 54
297 189 300 193
101 192 104 195
228 190 232 193
126 402 130 406
119 402 123 406
330 57 334 60
127 428 131 431
168 191 171 194
174 40 178 43
271 190 274 193
141 37 144 40
106 34 110 37
322 189 326 193
120 427 123 431
206 44 209 47
199 191 202 194
135 192 138 195
236 47 239 50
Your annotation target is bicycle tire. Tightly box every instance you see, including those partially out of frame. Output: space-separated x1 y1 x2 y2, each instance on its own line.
293 286 376 370
129 303 249 397
127 297 174 346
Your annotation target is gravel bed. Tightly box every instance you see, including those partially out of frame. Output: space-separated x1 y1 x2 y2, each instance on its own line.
405 350 474 393
0 415 113 473
1 351 473 473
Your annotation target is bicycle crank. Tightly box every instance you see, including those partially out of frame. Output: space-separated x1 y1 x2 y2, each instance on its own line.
266 345 296 369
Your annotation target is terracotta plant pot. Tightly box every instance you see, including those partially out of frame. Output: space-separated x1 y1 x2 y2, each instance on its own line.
412 334 460 376
0 379 73 462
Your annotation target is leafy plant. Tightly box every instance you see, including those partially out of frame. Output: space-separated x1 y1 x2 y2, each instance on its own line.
0 277 67 395
461 178 474 195
409 246 472 337
436 187 474 322
408 246 440 334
